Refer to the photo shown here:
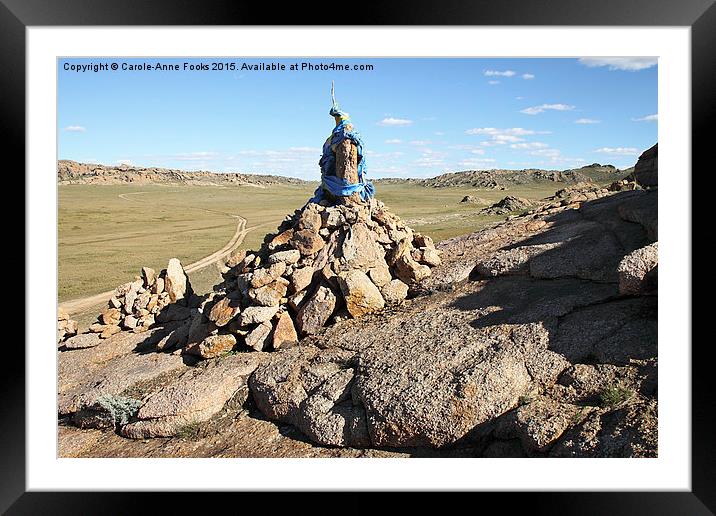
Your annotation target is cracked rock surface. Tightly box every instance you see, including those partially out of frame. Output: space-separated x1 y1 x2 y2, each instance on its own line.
59 186 657 458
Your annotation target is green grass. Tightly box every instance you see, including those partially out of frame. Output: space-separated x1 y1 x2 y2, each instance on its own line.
176 421 202 440
599 385 634 408
58 181 565 303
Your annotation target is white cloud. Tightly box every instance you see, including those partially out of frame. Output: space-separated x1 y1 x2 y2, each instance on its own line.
493 134 523 143
488 80 500 85
64 125 86 132
593 147 640 156
632 114 658 122
578 57 657 71
288 146 320 153
466 127 542 146
522 73 535 80
575 118 601 124
470 149 486 155
377 117 413 127
172 151 220 161
384 139 403 144
484 70 516 77
530 148 562 158
409 140 432 146
457 158 496 168
466 127 536 137
515 96 525 100
510 142 549 150
414 156 445 167
434 131 444 136
520 103 575 115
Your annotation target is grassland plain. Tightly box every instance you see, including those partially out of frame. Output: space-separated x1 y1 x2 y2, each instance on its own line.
58 180 567 316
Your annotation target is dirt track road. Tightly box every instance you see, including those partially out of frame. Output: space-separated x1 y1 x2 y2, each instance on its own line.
59 192 250 316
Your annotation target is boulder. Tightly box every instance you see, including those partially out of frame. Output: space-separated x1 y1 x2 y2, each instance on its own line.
208 296 242 327
121 354 260 439
631 144 657 188
273 311 299 349
187 334 237 359
341 222 384 269
63 333 103 350
245 322 273 351
238 305 279 326
394 254 431 284
248 278 289 307
337 270 385 318
164 258 188 303
367 261 392 287
617 242 658 295
289 266 315 294
251 262 286 288
292 230 326 256
268 249 301 265
494 397 584 453
296 286 336 335
141 266 156 287
380 279 409 304
100 325 121 339
226 249 247 268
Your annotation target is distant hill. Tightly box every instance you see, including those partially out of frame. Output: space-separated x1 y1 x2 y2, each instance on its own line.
57 160 311 186
376 164 632 189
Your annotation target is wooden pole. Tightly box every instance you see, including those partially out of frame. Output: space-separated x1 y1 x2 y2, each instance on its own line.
335 138 361 204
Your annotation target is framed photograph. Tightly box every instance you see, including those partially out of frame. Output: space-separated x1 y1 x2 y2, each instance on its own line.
8 0 710 512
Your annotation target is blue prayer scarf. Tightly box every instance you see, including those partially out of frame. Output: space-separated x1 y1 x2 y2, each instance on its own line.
310 118 375 203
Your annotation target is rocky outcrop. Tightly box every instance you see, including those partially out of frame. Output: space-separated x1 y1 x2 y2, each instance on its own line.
246 188 657 455
480 195 533 215
459 195 489 205
631 144 658 188
57 160 309 186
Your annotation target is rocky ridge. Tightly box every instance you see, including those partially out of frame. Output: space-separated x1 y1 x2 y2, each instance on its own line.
377 163 630 189
57 160 309 186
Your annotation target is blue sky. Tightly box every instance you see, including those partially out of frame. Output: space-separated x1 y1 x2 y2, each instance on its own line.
58 57 657 179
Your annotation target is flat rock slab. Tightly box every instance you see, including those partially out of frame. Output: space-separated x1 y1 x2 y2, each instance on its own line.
58 327 172 395
58 416 412 458
59 351 188 416
122 353 264 438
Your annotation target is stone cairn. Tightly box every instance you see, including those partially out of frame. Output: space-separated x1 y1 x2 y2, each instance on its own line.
57 307 78 344
77 92 442 358
187 197 441 358
88 258 193 340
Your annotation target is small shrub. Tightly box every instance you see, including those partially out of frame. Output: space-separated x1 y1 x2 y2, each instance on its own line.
599 385 633 408
95 395 142 426
176 421 201 439
518 395 533 406
569 407 586 426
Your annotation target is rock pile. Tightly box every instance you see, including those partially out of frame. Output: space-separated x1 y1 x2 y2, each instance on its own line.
57 308 78 344
173 198 441 358
480 195 533 215
86 258 193 339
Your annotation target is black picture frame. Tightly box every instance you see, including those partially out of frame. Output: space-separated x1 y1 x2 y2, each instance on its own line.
6 0 710 512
